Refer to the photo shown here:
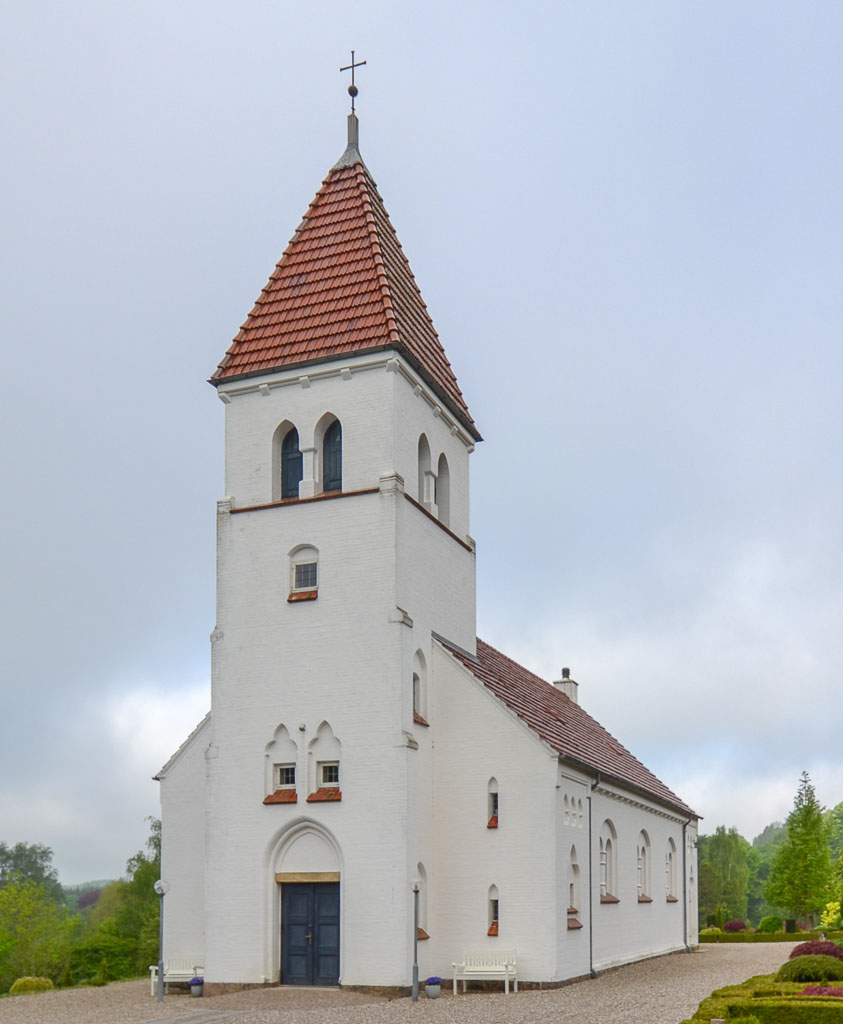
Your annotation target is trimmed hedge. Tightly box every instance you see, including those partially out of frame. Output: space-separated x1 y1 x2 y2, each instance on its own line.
680 975 843 1023
777 957 843 983
700 931 820 943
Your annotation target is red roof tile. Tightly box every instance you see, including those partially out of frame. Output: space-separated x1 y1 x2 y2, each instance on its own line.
440 636 695 817
212 138 480 440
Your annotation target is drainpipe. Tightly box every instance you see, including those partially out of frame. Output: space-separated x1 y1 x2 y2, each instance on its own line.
588 772 601 978
682 816 692 953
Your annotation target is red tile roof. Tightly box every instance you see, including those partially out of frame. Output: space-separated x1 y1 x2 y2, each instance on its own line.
212 138 480 441
440 636 695 817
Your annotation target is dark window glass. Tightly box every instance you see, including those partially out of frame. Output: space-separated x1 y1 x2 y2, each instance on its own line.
322 763 339 785
282 428 303 499
278 765 296 787
294 562 318 590
323 420 342 492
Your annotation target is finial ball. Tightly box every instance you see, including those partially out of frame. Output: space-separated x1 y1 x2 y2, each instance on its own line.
348 84 358 98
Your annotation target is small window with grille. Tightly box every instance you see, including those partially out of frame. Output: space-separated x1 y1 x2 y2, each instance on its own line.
288 545 319 602
294 561 317 590
275 764 296 789
320 762 340 787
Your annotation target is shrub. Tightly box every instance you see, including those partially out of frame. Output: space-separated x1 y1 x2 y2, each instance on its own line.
9 976 54 995
68 932 136 984
724 919 747 932
790 941 843 962
801 985 843 997
700 926 721 935
777 955 843 983
758 915 783 933
87 960 109 987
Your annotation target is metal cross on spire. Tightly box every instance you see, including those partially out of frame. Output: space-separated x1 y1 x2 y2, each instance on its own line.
340 50 366 113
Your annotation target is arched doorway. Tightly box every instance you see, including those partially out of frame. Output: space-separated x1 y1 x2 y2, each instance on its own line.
273 823 341 986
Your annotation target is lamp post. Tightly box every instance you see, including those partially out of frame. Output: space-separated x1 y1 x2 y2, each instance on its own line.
153 879 170 1003
412 882 419 1001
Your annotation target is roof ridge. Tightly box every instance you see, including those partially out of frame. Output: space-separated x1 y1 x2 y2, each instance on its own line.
453 636 695 818
355 165 401 347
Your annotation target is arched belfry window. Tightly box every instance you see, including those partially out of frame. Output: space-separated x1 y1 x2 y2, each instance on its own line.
436 453 450 527
323 419 342 492
282 428 303 499
417 434 432 508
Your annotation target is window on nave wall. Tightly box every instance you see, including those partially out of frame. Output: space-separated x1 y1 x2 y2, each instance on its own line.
599 819 618 903
567 846 582 929
637 830 652 902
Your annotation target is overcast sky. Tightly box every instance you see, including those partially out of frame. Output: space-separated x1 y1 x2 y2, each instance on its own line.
2 1 841 884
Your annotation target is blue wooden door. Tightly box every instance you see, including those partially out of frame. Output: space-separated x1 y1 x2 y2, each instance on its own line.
281 883 340 985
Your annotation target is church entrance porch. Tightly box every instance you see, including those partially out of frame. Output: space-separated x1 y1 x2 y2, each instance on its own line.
281 882 340 985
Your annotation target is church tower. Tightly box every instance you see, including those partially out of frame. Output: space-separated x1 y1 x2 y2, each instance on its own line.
159 100 481 989
158 74 698 996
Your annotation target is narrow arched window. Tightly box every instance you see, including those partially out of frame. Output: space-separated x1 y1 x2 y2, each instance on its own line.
282 428 303 499
666 838 678 901
412 650 428 726
487 778 499 828
568 846 582 929
323 420 342 492
416 863 429 939
488 885 499 935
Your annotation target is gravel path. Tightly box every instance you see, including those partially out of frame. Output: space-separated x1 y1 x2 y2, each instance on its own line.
0 944 797 1024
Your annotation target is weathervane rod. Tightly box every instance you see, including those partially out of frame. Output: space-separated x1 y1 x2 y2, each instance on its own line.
340 49 366 113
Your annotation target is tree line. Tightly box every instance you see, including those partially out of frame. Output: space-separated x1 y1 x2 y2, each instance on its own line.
0 819 160 993
699 773 843 929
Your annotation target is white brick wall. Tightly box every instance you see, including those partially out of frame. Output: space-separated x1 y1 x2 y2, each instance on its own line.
159 345 698 989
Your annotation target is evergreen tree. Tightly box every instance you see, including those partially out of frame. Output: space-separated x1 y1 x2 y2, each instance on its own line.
765 772 832 924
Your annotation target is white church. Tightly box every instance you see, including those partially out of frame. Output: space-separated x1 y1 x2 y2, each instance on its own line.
156 98 699 993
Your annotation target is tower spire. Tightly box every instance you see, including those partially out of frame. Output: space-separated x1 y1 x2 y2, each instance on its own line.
334 51 366 169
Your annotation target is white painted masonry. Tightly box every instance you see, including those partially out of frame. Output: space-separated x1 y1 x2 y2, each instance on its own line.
157 125 698 991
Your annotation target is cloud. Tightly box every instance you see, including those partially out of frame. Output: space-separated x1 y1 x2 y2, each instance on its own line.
0 678 209 885
479 535 843 839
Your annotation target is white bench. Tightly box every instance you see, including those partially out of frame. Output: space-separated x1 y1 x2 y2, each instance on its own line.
148 958 203 995
452 949 518 994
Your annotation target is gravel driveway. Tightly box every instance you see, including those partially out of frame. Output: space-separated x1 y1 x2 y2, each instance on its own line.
0 944 797 1024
